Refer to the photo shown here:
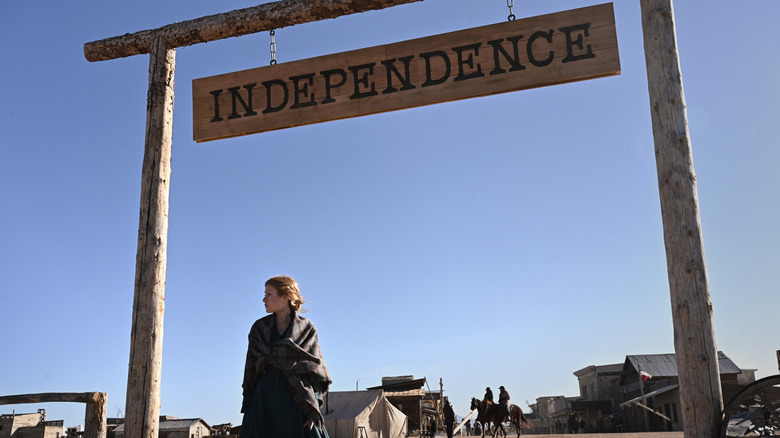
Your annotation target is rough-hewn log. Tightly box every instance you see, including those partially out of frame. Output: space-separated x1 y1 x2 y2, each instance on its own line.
84 392 107 438
84 0 423 62
640 1 722 437
124 35 175 438
0 392 107 438
0 392 104 405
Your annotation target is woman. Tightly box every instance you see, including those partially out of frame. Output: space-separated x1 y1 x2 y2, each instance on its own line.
241 275 331 438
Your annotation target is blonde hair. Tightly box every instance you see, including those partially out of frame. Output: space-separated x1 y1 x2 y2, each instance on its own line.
265 275 305 312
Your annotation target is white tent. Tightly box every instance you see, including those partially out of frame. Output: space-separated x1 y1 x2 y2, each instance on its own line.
323 390 407 438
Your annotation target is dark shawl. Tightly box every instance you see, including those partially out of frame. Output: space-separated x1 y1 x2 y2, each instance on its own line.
242 312 332 430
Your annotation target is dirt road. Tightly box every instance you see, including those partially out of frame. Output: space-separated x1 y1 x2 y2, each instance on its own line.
517 434 684 438
458 434 684 438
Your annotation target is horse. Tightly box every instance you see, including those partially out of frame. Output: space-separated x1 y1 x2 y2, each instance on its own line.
470 397 495 437
470 397 531 437
507 404 532 436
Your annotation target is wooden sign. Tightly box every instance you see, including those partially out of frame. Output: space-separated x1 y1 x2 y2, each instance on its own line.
193 3 620 142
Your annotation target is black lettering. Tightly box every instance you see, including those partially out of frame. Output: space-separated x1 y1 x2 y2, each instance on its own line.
320 69 347 104
528 30 554 67
420 51 451 87
261 79 288 114
560 23 596 63
381 56 416 94
487 36 526 75
227 83 258 120
452 43 485 81
290 73 317 109
210 89 223 122
348 63 378 100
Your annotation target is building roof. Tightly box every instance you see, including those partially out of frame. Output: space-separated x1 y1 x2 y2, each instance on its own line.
113 418 210 432
535 395 566 402
573 363 623 377
159 418 211 430
619 351 741 384
367 377 427 392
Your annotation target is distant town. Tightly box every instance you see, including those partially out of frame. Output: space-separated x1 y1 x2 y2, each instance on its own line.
0 351 760 437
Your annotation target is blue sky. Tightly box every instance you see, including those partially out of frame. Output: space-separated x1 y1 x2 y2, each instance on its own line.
2 0 778 429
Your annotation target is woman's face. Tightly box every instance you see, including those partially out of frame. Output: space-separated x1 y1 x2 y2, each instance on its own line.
263 285 289 314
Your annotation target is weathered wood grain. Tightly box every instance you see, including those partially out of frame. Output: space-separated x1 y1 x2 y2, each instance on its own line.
124 35 175 438
192 3 620 141
641 1 722 437
84 0 423 62
0 392 104 404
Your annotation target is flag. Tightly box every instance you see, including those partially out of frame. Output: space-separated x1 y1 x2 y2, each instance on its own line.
640 371 652 381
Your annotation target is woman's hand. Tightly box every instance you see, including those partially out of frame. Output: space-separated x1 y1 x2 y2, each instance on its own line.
303 419 314 430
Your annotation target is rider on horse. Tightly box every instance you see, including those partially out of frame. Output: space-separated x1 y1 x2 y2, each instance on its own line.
498 386 511 421
484 387 494 404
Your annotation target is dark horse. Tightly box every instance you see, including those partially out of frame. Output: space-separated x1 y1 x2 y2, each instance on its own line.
470 397 531 437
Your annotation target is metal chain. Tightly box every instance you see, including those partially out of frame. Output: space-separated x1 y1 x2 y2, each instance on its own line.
507 0 516 21
269 30 277 65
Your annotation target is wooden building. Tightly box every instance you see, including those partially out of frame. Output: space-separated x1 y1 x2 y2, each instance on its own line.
571 363 623 432
616 351 751 432
366 376 426 435
0 411 63 438
207 424 233 437
569 351 754 433
113 417 211 438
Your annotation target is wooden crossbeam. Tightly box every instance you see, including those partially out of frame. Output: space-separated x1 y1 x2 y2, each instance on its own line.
635 402 672 423
84 0 423 62
0 392 107 438
0 392 104 405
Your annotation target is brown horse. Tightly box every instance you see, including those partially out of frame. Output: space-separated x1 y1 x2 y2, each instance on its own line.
470 397 496 437
507 404 532 436
470 397 531 437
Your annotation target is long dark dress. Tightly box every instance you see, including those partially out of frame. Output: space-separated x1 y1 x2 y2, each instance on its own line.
241 321 329 438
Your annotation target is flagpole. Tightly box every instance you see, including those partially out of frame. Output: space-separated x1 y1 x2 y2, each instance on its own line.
638 363 649 431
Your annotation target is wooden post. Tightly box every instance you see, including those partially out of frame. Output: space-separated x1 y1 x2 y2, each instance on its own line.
125 34 175 438
439 377 444 419
84 392 108 438
640 1 722 437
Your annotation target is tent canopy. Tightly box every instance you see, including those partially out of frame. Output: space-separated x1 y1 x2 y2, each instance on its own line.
323 390 407 438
